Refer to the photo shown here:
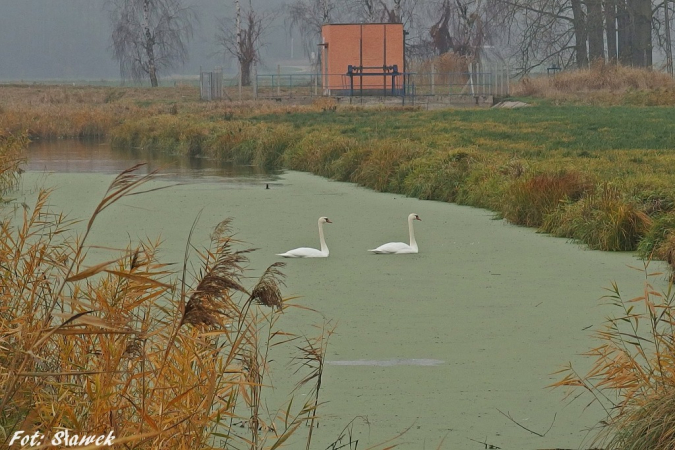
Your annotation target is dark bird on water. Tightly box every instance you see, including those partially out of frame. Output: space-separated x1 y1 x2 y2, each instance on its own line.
265 183 270 189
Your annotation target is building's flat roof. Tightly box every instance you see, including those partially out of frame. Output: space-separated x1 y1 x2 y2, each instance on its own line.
322 22 404 26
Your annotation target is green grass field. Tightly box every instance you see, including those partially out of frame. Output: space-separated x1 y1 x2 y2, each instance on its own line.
251 105 675 152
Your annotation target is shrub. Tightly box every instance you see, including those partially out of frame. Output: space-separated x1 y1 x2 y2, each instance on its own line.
512 64 675 105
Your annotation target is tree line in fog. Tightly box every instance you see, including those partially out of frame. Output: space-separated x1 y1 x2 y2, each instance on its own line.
106 0 672 86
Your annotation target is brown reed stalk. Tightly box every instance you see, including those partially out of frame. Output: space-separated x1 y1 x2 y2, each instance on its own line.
291 321 336 450
1 165 330 449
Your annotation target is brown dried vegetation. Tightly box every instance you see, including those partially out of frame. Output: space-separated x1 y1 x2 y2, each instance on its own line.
513 63 675 105
553 266 675 449
0 164 332 449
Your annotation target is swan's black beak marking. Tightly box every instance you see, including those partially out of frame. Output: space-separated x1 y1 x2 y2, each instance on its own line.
326 218 332 223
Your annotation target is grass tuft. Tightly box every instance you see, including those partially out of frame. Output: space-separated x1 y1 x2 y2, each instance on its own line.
402 150 477 203
502 170 592 227
543 183 651 251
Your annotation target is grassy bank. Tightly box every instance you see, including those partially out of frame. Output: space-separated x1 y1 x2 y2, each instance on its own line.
106 104 675 260
3 67 675 262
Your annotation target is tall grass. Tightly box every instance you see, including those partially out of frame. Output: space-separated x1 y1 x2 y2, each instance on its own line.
542 183 651 251
513 63 675 105
502 170 591 227
0 166 331 449
111 115 299 169
401 150 477 203
553 267 675 449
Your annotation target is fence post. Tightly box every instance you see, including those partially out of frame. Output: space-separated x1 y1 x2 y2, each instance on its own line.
480 69 483 96
238 68 242 102
431 63 435 96
314 73 318 96
503 67 507 97
253 61 258 99
495 68 500 97
277 65 281 96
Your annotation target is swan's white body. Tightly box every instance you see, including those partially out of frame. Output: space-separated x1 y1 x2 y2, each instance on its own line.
277 217 332 258
369 213 421 254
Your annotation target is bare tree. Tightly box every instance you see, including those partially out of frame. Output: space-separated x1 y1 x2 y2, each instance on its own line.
653 0 674 73
427 0 489 57
491 0 659 74
345 0 422 25
286 0 339 60
107 0 195 87
216 1 275 86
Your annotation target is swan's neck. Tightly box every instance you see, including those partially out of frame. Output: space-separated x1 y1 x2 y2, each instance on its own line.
318 222 329 255
408 217 418 251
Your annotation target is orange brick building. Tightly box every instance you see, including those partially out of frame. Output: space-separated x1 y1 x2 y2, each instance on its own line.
320 23 404 95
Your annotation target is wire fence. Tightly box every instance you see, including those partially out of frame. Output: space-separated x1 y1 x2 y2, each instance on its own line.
214 66 510 101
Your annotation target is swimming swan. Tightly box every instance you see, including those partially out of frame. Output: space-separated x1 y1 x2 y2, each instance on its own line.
369 213 421 254
277 217 332 258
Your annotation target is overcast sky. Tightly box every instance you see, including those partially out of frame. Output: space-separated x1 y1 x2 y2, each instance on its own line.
0 0 300 82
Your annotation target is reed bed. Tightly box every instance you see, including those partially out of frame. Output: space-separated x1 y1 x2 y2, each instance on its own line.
0 165 334 449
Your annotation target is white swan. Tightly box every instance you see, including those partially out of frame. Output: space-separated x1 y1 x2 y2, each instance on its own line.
369 213 421 254
277 217 332 258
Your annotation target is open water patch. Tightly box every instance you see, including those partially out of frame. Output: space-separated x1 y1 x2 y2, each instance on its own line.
326 359 444 367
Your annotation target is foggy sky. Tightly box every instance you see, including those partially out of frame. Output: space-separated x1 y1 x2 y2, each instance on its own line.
0 0 300 82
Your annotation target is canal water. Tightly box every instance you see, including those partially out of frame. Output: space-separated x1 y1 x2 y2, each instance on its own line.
16 139 664 449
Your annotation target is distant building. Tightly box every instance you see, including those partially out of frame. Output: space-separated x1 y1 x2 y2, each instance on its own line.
320 23 404 95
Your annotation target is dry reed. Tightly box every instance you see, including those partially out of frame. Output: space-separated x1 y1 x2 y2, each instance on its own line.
552 265 675 449
0 165 332 449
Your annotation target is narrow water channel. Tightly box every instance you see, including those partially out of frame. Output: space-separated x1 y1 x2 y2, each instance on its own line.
27 139 277 184
18 140 664 449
